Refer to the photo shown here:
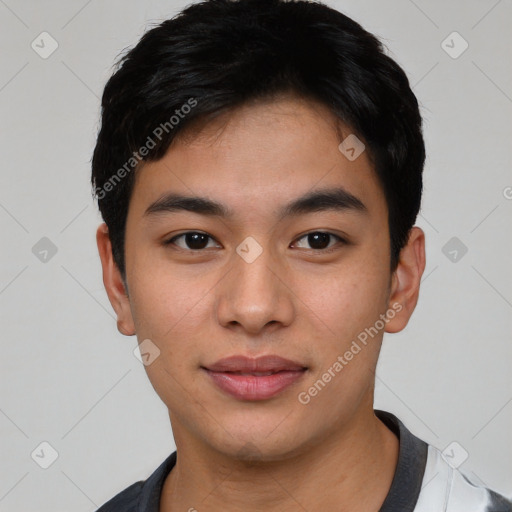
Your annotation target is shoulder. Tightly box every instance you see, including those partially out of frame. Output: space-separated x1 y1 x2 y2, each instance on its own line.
95 451 177 512
96 481 144 511
374 409 511 512
415 444 512 512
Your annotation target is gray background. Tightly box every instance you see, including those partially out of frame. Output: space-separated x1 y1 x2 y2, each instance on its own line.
0 0 511 510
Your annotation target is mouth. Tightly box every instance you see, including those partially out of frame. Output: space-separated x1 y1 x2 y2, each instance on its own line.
204 354 306 372
202 355 308 401
218 371 292 376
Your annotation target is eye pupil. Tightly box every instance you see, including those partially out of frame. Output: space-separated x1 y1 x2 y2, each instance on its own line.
186 232 209 250
308 232 330 250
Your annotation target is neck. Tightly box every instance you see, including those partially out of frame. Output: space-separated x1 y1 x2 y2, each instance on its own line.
160 405 399 512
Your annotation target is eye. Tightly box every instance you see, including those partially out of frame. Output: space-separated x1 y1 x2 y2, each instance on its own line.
164 231 220 251
292 231 346 253
163 230 347 253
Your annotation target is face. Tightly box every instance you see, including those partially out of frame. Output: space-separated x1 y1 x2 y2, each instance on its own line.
97 96 425 461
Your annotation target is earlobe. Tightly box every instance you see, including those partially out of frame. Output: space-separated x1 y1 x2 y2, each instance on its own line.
385 227 426 334
96 223 136 336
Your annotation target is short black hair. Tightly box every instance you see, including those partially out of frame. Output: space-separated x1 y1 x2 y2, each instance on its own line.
91 0 425 282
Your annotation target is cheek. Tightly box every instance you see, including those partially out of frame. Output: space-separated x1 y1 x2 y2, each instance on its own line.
296 260 390 339
131 276 210 409
127 244 211 329
296 269 388 413
128 269 207 366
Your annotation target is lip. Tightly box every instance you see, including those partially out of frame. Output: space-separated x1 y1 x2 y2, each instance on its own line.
202 355 308 401
205 355 306 373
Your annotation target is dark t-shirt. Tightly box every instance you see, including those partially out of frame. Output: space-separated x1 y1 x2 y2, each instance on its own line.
96 409 512 511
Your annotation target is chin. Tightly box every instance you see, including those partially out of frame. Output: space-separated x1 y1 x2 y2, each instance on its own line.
207 420 311 463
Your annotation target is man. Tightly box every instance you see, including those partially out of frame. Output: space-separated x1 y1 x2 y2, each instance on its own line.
92 0 512 510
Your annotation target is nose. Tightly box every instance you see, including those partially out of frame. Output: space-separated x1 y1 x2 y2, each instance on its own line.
215 243 295 337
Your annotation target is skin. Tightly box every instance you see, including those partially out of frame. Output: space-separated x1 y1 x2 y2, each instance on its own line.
96 95 426 511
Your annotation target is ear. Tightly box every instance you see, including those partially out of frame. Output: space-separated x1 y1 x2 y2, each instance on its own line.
96 223 136 336
385 226 426 333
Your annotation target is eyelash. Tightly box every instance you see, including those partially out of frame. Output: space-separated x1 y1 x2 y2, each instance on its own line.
163 231 347 254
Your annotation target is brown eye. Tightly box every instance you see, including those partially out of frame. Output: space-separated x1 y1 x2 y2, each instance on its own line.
165 232 219 251
293 232 345 252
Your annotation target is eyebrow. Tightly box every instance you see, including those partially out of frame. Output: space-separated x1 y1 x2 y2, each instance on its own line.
143 186 368 221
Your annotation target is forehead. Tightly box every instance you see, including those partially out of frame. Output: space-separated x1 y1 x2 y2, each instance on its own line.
128 96 387 224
